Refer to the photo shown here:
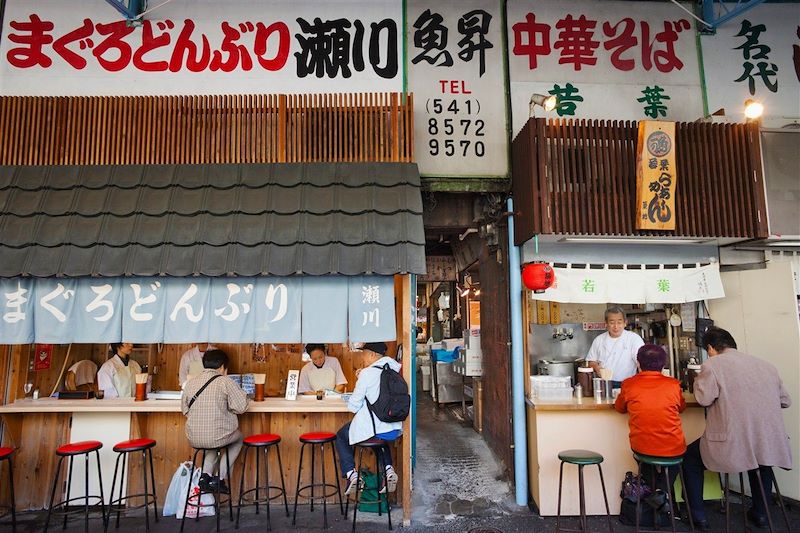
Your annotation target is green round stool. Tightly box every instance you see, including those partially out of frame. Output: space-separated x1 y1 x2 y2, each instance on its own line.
631 451 693 533
556 449 613 533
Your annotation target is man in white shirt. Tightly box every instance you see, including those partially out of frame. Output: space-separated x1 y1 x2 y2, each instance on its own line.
297 344 348 394
586 306 645 386
178 343 216 387
97 342 142 399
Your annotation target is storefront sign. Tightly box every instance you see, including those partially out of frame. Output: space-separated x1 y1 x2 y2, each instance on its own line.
420 255 458 282
700 4 800 125
0 275 396 344
636 120 677 230
0 0 402 95
507 0 702 135
530 264 725 304
407 0 508 178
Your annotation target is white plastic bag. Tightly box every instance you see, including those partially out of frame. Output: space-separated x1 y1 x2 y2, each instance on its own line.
163 462 192 517
181 468 216 519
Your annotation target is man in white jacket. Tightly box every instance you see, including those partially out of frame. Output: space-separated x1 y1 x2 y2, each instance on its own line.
335 342 401 496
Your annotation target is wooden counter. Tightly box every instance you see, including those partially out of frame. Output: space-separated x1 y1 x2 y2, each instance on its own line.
526 393 705 516
1 397 403 513
0 396 352 414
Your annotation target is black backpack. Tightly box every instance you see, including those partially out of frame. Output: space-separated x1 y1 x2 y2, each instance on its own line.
366 363 410 433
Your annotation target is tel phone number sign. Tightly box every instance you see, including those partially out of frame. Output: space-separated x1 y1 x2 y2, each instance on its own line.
407 0 509 179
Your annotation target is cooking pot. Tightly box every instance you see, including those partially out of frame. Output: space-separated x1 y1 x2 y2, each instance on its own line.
538 360 574 378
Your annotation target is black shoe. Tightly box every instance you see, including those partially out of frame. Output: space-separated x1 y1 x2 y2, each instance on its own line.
747 509 768 528
217 479 231 495
693 518 711 531
198 473 213 492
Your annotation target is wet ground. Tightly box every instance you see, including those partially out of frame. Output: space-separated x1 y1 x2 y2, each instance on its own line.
6 389 799 531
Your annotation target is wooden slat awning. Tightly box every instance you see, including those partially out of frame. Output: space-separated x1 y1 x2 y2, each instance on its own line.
511 118 769 245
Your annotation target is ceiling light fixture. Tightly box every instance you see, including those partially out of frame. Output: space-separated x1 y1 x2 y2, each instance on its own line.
744 99 764 120
529 93 557 117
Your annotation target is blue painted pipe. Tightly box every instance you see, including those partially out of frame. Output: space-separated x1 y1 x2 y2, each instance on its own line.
507 198 528 507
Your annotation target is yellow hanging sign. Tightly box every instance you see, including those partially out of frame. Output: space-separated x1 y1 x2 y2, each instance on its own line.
636 121 677 230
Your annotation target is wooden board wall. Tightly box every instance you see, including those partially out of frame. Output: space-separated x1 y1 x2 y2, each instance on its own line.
0 93 414 165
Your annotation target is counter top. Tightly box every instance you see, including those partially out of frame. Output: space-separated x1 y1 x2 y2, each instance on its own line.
0 397 352 414
527 392 701 411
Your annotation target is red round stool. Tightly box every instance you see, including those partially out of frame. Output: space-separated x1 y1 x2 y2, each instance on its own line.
235 433 289 531
0 447 15 532
44 440 106 533
106 438 158 532
292 432 344 529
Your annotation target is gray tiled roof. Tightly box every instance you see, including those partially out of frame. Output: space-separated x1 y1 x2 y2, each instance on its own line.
0 163 425 277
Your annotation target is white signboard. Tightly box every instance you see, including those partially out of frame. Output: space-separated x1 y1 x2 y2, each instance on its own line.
0 0 402 95
701 4 800 126
407 0 508 178
285 369 300 400
507 0 703 135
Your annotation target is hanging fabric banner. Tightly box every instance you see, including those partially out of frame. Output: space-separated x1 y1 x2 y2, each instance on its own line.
531 263 724 304
302 277 348 343
636 120 677 230
0 275 395 344
347 276 396 342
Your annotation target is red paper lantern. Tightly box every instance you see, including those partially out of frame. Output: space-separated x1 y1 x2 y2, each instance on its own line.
522 263 555 293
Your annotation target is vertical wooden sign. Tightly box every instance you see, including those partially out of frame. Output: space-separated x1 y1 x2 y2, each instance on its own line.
636 121 677 230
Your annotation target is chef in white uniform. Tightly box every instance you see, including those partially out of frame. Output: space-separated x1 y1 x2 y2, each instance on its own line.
586 306 645 387
297 344 348 394
97 342 142 399
178 343 216 387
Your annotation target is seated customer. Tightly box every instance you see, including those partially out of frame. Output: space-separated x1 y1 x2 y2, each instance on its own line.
297 343 348 395
615 345 686 489
181 349 249 494
683 327 792 530
335 342 400 495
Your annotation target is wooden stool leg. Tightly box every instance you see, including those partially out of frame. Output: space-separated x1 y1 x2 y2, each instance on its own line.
142 451 150 532
292 443 305 525
44 456 65 533
330 442 344 516
578 465 587 533
236 446 250 529
263 446 271 531
772 476 791 532
7 457 16 533
310 443 317 513
677 465 694 532
275 444 289 517
739 473 746 533
180 450 200 533
753 469 774 533
556 461 564 532
64 456 74 531
148 448 159 522
596 463 613 533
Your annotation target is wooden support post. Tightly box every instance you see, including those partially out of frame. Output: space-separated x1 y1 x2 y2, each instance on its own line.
401 274 413 525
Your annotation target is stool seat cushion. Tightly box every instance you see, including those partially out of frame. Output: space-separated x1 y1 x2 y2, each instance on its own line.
633 451 684 467
558 449 604 465
113 438 156 452
0 447 12 459
244 433 281 446
357 437 387 447
299 431 336 443
57 440 103 455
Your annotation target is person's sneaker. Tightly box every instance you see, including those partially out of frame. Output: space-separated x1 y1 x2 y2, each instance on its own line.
344 471 363 496
216 479 231 495
198 473 213 492
381 465 398 494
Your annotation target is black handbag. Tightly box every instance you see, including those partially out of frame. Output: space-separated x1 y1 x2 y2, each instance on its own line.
620 471 652 503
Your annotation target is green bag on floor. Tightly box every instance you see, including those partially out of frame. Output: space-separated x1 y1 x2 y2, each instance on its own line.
357 469 389 514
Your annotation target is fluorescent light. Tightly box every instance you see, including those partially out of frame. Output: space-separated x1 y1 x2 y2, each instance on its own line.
560 237 707 245
766 241 800 247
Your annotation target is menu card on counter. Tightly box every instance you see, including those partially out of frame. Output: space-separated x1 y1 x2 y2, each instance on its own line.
285 370 300 401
